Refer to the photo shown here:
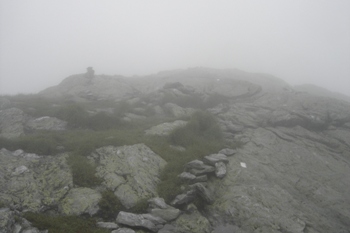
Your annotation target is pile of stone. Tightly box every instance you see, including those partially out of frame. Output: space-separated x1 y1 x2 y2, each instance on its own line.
96 197 180 233
171 148 236 206
96 148 236 233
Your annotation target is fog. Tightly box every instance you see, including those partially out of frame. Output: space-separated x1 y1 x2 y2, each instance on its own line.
0 0 349 96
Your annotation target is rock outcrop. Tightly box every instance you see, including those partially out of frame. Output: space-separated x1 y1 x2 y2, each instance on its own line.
1 67 350 232
206 94 350 232
91 144 167 209
0 149 72 212
0 108 67 138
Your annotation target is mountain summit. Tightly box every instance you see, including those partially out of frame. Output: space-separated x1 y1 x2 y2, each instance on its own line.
1 67 350 232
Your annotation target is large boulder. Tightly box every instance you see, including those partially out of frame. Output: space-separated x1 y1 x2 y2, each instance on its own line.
92 144 166 209
25 116 67 131
0 149 72 212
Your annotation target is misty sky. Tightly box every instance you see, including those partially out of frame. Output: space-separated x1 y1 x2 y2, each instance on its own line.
0 1 349 95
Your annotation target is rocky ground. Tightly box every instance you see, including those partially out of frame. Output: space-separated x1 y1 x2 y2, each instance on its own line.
1 67 350 233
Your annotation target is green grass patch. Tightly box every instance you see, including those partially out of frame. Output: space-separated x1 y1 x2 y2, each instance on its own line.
169 110 223 147
23 212 109 233
0 126 146 156
145 110 226 203
97 190 124 220
67 153 102 188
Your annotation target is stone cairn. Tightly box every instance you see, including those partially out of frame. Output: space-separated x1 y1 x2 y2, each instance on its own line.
97 148 236 233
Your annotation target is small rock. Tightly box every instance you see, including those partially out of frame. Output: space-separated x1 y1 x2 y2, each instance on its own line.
12 165 29 176
215 162 227 178
23 153 41 159
97 222 119 229
13 149 24 156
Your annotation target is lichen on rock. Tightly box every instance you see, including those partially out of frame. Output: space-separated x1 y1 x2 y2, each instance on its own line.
92 144 167 209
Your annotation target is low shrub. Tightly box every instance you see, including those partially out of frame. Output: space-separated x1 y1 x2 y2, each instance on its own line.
97 190 124 220
0 133 60 155
67 153 102 188
146 111 226 203
129 198 150 214
23 212 108 233
0 201 6 208
55 103 88 129
169 110 223 147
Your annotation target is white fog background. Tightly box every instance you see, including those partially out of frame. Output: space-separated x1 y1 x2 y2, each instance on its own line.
0 0 349 96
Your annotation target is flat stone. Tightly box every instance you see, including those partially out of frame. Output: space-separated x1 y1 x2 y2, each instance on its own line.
171 189 196 206
116 211 158 232
178 173 208 183
203 153 229 166
142 213 167 224
184 160 205 170
150 208 181 221
184 160 216 175
178 172 196 180
193 175 208 183
218 148 237 156
148 197 169 209
188 166 215 176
